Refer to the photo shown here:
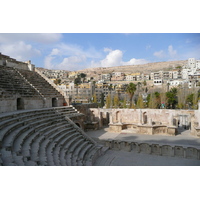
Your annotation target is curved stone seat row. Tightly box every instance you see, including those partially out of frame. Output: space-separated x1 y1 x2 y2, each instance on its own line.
105 140 200 160
0 107 107 166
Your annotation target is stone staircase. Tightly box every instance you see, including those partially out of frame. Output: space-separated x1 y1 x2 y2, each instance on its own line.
16 68 63 98
0 65 42 98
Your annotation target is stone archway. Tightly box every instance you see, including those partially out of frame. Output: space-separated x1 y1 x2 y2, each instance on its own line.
52 98 58 107
17 98 24 110
143 112 147 124
116 111 120 123
75 122 81 128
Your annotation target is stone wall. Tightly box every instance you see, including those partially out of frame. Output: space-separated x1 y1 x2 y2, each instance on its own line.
87 107 200 136
0 97 46 113
105 140 200 160
0 53 35 71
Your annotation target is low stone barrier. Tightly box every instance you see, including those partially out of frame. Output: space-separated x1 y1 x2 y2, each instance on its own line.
161 145 173 157
174 146 184 158
151 144 161 155
113 140 121 150
185 147 199 159
120 141 132 152
139 143 151 154
104 139 200 160
131 142 140 152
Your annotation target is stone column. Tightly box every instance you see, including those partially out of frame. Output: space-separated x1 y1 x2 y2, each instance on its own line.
139 110 142 125
109 111 113 124
148 118 152 126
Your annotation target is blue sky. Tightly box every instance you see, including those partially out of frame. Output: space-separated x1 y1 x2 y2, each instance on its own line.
0 33 200 71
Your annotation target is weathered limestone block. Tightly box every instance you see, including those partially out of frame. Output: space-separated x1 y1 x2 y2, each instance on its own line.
105 140 113 148
138 126 153 135
120 141 131 152
131 142 140 152
161 145 173 156
109 124 122 133
174 146 184 157
167 126 177 136
194 127 200 137
185 147 199 159
151 144 161 155
113 140 121 150
139 143 151 154
152 126 167 135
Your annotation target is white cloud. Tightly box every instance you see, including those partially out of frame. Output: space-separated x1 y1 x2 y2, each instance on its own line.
153 45 178 60
50 48 60 56
103 47 112 52
100 49 123 67
122 58 149 65
0 33 61 62
0 41 41 61
57 55 87 70
44 43 102 69
91 49 149 68
55 43 102 59
168 45 177 57
44 55 55 69
0 33 62 44
153 50 165 58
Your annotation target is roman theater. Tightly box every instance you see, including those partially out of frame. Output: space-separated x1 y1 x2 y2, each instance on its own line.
1 53 200 166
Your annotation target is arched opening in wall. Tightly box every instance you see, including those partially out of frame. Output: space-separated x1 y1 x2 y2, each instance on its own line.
3 60 6 66
173 118 177 126
116 111 120 123
52 98 58 107
75 123 81 128
106 112 110 124
143 112 147 124
91 111 95 121
17 98 24 110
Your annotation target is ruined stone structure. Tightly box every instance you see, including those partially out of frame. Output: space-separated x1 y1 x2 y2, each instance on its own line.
0 54 108 166
1 53 199 166
84 102 200 137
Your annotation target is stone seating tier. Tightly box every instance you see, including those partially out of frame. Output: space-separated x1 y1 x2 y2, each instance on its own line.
17 69 63 98
0 65 42 98
0 107 106 166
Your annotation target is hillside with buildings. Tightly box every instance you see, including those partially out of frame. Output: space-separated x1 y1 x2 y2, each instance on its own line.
76 60 188 79
35 57 200 108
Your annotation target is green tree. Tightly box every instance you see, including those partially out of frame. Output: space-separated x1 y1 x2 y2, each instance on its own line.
166 87 178 109
113 94 119 108
136 94 144 108
123 96 127 108
92 94 97 103
148 93 157 108
160 92 167 109
154 92 161 108
126 83 136 108
80 73 86 83
100 93 105 108
74 77 81 85
106 94 111 108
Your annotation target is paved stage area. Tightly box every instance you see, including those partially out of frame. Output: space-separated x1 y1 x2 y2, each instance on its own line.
87 126 200 147
86 126 200 166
